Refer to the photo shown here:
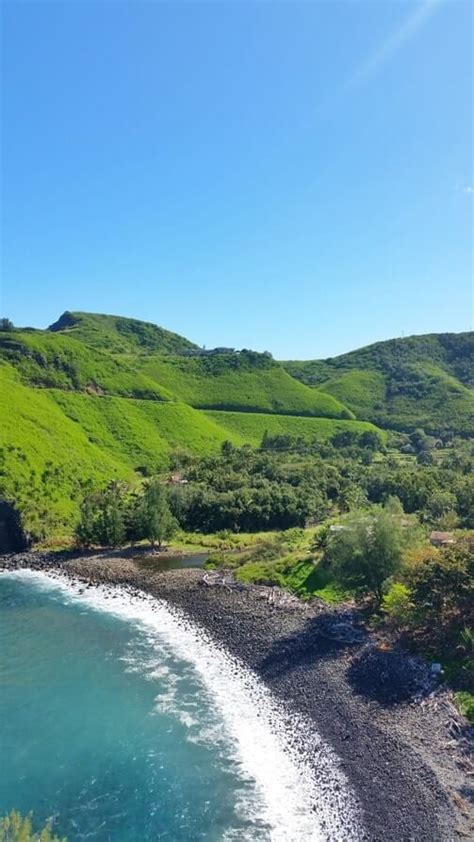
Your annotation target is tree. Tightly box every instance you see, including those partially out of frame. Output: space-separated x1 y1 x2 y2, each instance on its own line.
100 482 126 547
0 811 66 842
326 507 405 602
404 544 473 630
0 317 14 332
139 479 177 549
221 440 234 458
424 490 458 526
75 491 102 547
455 475 474 528
75 482 126 548
339 484 368 513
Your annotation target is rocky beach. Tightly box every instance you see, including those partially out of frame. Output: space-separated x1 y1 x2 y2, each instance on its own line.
1 551 472 840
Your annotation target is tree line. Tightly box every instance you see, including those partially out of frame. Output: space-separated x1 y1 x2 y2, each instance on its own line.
75 430 474 548
75 479 177 549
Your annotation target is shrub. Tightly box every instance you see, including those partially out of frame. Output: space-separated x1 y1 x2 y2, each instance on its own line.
404 544 473 631
381 583 415 629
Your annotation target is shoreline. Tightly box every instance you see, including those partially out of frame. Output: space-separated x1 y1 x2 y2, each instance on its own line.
2 552 472 840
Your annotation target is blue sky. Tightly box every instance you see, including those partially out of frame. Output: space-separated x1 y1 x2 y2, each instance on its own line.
1 0 472 358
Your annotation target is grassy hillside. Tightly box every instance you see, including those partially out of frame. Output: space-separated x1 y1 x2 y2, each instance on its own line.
140 353 354 418
0 363 242 538
49 391 243 467
0 363 132 538
48 310 198 354
0 330 174 401
204 409 386 446
282 332 474 436
3 311 468 540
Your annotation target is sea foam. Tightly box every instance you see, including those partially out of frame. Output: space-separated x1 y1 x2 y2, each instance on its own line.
5 568 363 841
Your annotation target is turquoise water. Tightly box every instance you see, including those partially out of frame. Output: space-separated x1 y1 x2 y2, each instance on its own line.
0 571 359 841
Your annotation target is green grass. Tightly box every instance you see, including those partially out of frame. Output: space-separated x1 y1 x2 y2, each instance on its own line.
313 364 474 436
2 311 470 539
282 332 474 436
315 370 387 417
230 554 350 601
49 391 244 471
0 364 243 537
0 330 174 400
201 527 352 603
48 310 197 354
140 353 354 418
0 364 133 537
203 409 387 446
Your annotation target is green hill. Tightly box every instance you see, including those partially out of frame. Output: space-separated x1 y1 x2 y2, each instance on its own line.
203 410 385 447
0 362 243 539
282 333 474 436
0 330 174 401
48 310 198 355
140 352 353 418
1 312 470 540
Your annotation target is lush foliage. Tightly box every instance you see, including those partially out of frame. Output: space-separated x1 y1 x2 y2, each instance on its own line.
48 310 197 354
140 353 353 418
323 505 406 601
0 331 173 400
379 543 474 712
75 479 177 549
76 481 126 547
167 432 474 534
135 479 178 548
1 312 471 542
283 332 474 436
203 410 384 447
403 544 473 633
0 812 66 842
0 363 245 539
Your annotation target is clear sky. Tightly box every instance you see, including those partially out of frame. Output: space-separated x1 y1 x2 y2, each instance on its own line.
1 0 472 359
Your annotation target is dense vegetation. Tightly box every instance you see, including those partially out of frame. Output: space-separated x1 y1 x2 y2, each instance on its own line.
76 479 177 549
164 431 474 534
203 410 382 445
0 311 387 538
139 353 353 417
0 363 243 539
48 310 198 354
282 332 474 436
73 430 473 717
0 313 472 561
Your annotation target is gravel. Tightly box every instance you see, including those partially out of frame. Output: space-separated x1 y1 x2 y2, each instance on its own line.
2 552 472 840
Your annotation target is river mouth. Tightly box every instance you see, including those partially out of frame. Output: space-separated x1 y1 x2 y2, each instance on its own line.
1 569 362 841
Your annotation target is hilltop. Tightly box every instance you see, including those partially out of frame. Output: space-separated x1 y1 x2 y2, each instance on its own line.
48 310 199 355
282 332 474 437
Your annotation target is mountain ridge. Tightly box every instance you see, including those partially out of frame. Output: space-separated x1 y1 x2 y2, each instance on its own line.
282 331 473 436
1 311 472 537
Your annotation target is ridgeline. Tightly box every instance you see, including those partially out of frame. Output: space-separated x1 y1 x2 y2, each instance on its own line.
0 311 472 538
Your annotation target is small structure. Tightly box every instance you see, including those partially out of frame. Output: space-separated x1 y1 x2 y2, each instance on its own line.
430 531 456 547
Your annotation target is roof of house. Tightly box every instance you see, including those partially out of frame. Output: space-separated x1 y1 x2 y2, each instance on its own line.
430 531 455 542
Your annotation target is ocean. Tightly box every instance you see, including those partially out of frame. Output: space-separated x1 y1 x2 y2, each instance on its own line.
0 570 359 841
